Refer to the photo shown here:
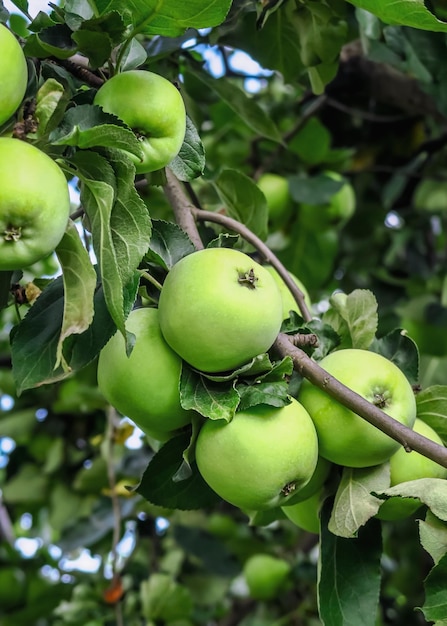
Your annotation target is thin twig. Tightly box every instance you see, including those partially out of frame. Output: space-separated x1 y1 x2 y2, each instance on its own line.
192 207 312 322
274 333 447 469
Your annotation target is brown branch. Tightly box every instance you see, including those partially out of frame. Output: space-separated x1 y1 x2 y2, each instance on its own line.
274 333 447 469
192 207 312 322
163 173 447 469
163 170 204 251
48 56 104 88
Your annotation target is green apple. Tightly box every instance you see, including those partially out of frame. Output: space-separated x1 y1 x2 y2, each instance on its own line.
257 173 292 225
0 24 27 126
299 171 356 231
94 70 186 174
377 419 447 521
298 349 417 467
158 248 283 373
243 553 291 600
263 264 312 319
282 489 321 534
195 398 318 511
97 307 192 439
0 138 70 270
286 455 331 505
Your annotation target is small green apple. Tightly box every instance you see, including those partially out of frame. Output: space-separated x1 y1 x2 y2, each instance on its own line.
97 307 192 439
263 264 312 319
94 70 186 173
377 419 447 521
158 248 283 373
298 349 417 467
0 24 27 126
243 553 291 600
0 138 70 270
195 398 318 511
299 171 356 231
257 173 292 225
282 489 322 534
286 455 331 505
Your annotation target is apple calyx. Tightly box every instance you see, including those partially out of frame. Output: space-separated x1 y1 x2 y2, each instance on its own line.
372 389 391 410
238 268 258 289
281 481 297 497
3 224 22 242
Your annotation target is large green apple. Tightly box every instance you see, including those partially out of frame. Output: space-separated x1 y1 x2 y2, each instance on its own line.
94 70 186 173
0 24 27 127
257 173 292 226
263 264 312 319
0 138 70 270
243 553 291 600
97 307 192 439
281 489 322 534
158 248 283 373
299 171 356 231
195 398 319 510
377 418 447 521
298 349 417 467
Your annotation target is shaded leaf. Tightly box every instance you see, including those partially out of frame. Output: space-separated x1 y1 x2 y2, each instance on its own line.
144 219 196 270
180 365 240 422
416 385 447 444
423 553 447 623
371 328 419 386
419 509 447 565
168 116 206 181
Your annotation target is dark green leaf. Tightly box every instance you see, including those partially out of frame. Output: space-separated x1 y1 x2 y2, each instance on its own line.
173 525 240 576
144 219 196 270
319 502 382 626
236 380 290 410
168 116 206 181
289 173 344 205
214 169 268 240
346 0 447 32
422 553 447 622
419 509 447 565
370 328 419 386
136 432 221 510
180 365 240 422
416 385 447 444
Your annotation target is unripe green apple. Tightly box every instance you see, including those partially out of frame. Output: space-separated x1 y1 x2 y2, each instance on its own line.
257 173 292 225
97 307 192 439
0 138 70 270
282 489 322 534
243 553 291 600
377 419 447 521
94 70 186 173
263 264 312 319
195 398 319 511
298 349 417 468
0 24 27 126
299 171 356 231
158 248 283 373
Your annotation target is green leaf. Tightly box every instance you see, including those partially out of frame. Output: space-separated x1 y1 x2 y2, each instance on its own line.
346 0 447 32
289 173 344 205
419 509 447 565
180 365 240 422
373 478 447 521
329 464 390 538
214 169 268 240
189 68 282 144
24 24 77 59
95 0 232 36
10 275 117 392
416 385 447 444
51 105 144 159
236 381 290 411
168 116 206 181
319 503 382 626
54 220 97 370
140 573 193 622
370 328 419 386
71 29 112 68
422 553 447 623
71 149 151 340
324 289 378 350
34 78 67 138
144 219 196 270
116 36 147 71
136 432 221 510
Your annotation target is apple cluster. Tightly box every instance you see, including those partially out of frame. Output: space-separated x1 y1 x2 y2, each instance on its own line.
0 26 70 271
98 247 447 530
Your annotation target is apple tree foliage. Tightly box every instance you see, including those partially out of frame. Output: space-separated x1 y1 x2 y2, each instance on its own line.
2 0 447 624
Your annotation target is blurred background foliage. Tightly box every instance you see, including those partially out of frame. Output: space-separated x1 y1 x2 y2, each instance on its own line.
2 0 447 624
